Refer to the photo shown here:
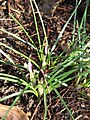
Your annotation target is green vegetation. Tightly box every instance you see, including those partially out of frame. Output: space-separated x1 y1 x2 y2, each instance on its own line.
0 0 90 119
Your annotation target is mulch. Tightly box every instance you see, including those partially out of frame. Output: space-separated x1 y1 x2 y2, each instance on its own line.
0 0 90 119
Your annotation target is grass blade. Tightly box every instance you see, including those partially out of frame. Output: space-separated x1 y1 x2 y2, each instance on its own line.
0 28 36 50
51 0 82 52
0 42 40 69
50 83 74 120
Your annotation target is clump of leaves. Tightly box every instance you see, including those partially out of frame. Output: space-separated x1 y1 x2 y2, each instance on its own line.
0 0 90 120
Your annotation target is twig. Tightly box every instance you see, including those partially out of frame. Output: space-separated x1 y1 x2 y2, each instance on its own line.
31 99 41 120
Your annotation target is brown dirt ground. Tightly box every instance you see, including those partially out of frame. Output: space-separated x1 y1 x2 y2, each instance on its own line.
0 0 90 120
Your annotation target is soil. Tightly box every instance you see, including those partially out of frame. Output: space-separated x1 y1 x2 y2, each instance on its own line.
0 0 90 120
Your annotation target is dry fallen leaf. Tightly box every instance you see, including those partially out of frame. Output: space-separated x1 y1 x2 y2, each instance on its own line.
0 104 29 120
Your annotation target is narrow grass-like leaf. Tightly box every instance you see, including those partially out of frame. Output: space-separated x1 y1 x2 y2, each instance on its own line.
0 92 21 102
32 0 48 46
80 0 90 30
72 0 78 42
30 0 42 60
0 76 27 86
50 83 74 120
0 42 40 69
46 70 89 94
9 14 37 49
0 89 38 102
51 0 82 52
43 86 47 120
54 69 77 81
0 49 15 65
1 86 27 120
0 28 36 50
0 73 38 96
